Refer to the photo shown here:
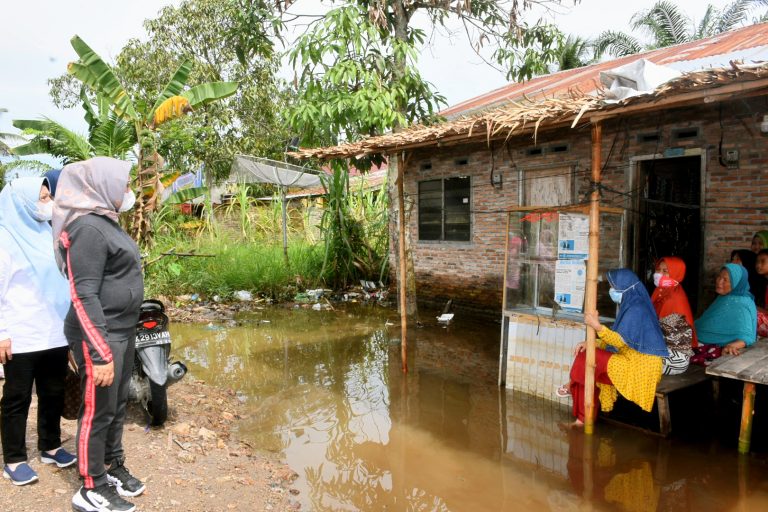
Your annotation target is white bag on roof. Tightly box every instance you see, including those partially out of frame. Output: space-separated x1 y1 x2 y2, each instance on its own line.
600 59 681 102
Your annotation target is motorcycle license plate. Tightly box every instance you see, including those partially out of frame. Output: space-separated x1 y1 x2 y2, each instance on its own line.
135 330 171 348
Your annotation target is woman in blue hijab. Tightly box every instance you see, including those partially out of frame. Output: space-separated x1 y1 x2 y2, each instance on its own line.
694 263 757 357
0 176 76 485
564 268 667 427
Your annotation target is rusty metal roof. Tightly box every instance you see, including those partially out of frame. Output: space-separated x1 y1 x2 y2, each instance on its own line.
441 22 768 119
290 63 768 160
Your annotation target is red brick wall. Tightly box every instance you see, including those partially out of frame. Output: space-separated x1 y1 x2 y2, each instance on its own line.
398 96 768 313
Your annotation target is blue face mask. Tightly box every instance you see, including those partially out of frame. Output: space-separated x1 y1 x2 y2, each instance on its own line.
609 287 623 304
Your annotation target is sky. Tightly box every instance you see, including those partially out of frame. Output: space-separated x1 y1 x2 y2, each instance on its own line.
0 0 753 169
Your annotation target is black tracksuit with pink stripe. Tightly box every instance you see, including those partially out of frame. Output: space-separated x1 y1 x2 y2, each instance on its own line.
60 214 143 489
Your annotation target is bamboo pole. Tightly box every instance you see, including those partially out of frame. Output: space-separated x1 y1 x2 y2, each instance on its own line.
584 121 602 435
397 153 409 373
281 186 289 264
499 212 512 386
738 382 756 454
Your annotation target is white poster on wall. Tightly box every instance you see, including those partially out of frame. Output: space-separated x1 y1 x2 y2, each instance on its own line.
557 213 589 259
555 259 586 312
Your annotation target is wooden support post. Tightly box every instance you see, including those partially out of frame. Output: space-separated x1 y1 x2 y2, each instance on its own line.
397 153 409 373
499 212 511 386
738 382 756 454
584 122 602 435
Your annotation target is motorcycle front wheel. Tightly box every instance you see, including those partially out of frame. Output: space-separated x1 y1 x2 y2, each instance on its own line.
147 381 168 426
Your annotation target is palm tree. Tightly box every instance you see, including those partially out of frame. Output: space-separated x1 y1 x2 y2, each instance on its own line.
555 35 595 71
65 35 238 243
595 0 768 58
12 92 137 164
11 117 133 164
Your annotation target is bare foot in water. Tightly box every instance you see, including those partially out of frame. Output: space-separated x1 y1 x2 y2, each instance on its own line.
558 419 584 432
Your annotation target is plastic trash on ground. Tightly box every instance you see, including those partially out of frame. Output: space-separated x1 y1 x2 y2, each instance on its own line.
234 290 253 301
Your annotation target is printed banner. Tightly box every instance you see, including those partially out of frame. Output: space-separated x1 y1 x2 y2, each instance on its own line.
557 213 589 259
554 259 586 312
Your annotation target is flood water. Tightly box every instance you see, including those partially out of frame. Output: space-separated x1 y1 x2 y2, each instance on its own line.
171 305 768 511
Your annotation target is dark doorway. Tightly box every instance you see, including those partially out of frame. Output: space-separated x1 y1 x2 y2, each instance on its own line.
636 156 702 312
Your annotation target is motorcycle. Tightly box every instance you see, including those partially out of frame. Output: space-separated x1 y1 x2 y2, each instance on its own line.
129 299 187 426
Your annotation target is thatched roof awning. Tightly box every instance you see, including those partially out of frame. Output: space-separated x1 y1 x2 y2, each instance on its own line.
291 63 768 161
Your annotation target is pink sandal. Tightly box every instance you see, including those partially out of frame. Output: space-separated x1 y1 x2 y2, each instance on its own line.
555 383 571 398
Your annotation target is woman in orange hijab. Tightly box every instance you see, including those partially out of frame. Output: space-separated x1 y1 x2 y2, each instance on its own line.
652 256 697 348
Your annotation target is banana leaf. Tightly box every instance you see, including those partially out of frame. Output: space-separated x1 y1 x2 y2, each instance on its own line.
80 87 98 130
11 140 52 156
69 36 137 120
160 171 181 188
12 119 50 132
148 60 193 121
165 186 208 205
181 82 239 108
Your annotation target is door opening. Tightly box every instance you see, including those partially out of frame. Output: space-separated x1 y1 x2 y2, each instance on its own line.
636 155 702 312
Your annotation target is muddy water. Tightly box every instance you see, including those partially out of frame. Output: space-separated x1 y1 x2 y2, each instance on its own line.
171 306 768 512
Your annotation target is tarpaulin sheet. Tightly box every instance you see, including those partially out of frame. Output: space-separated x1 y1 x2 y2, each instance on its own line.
231 155 323 188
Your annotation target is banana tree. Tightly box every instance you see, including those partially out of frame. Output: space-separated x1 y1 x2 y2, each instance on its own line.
66 35 238 244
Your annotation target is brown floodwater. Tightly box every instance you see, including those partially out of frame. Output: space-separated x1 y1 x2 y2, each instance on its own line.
171 305 768 511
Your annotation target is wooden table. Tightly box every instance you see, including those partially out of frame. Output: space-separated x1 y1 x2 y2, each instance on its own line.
706 339 768 453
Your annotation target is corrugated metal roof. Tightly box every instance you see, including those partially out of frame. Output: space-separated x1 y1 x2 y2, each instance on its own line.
441 22 768 119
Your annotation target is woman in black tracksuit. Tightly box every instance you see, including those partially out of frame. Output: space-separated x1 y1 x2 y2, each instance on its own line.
53 157 145 512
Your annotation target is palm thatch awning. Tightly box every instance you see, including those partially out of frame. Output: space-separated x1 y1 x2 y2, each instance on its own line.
290 63 768 161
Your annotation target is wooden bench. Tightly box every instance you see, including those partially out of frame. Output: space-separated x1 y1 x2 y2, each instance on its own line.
706 338 768 453
654 364 709 436
601 364 710 436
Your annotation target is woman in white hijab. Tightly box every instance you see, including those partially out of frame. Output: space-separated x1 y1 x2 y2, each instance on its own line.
0 176 76 486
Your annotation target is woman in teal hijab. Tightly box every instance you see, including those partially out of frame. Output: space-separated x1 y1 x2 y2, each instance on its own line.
694 263 757 356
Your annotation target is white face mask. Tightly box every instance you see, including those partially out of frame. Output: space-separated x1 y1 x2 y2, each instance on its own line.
32 201 54 222
653 272 662 287
118 190 137 213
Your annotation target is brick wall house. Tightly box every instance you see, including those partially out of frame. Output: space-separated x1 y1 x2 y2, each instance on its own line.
293 32 768 398
405 96 768 315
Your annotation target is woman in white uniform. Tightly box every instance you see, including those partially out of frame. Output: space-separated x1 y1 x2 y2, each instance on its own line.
0 176 76 486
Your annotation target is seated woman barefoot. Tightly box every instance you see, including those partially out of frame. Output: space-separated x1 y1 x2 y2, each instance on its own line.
568 269 667 426
693 263 757 359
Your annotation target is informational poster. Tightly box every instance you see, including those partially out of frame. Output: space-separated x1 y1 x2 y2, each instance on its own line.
554 259 586 312
557 213 589 260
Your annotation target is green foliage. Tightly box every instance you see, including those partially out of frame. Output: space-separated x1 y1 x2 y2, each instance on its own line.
287 1 573 163
288 5 445 151
165 186 208 205
0 108 25 155
555 35 596 71
12 118 94 163
0 159 52 190
144 236 325 300
318 162 388 287
112 0 287 182
595 0 768 58
69 36 139 120
495 23 565 81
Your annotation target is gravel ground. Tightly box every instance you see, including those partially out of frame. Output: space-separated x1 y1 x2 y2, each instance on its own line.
0 378 299 512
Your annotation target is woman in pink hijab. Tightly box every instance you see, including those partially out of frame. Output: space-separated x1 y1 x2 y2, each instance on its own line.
53 157 146 512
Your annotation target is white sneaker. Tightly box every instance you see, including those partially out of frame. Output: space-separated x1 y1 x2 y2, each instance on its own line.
71 484 136 512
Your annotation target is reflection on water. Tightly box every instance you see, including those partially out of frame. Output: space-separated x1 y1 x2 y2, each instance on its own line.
172 305 768 511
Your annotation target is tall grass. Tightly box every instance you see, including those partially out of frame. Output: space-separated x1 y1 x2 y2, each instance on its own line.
144 168 388 300
145 236 324 300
